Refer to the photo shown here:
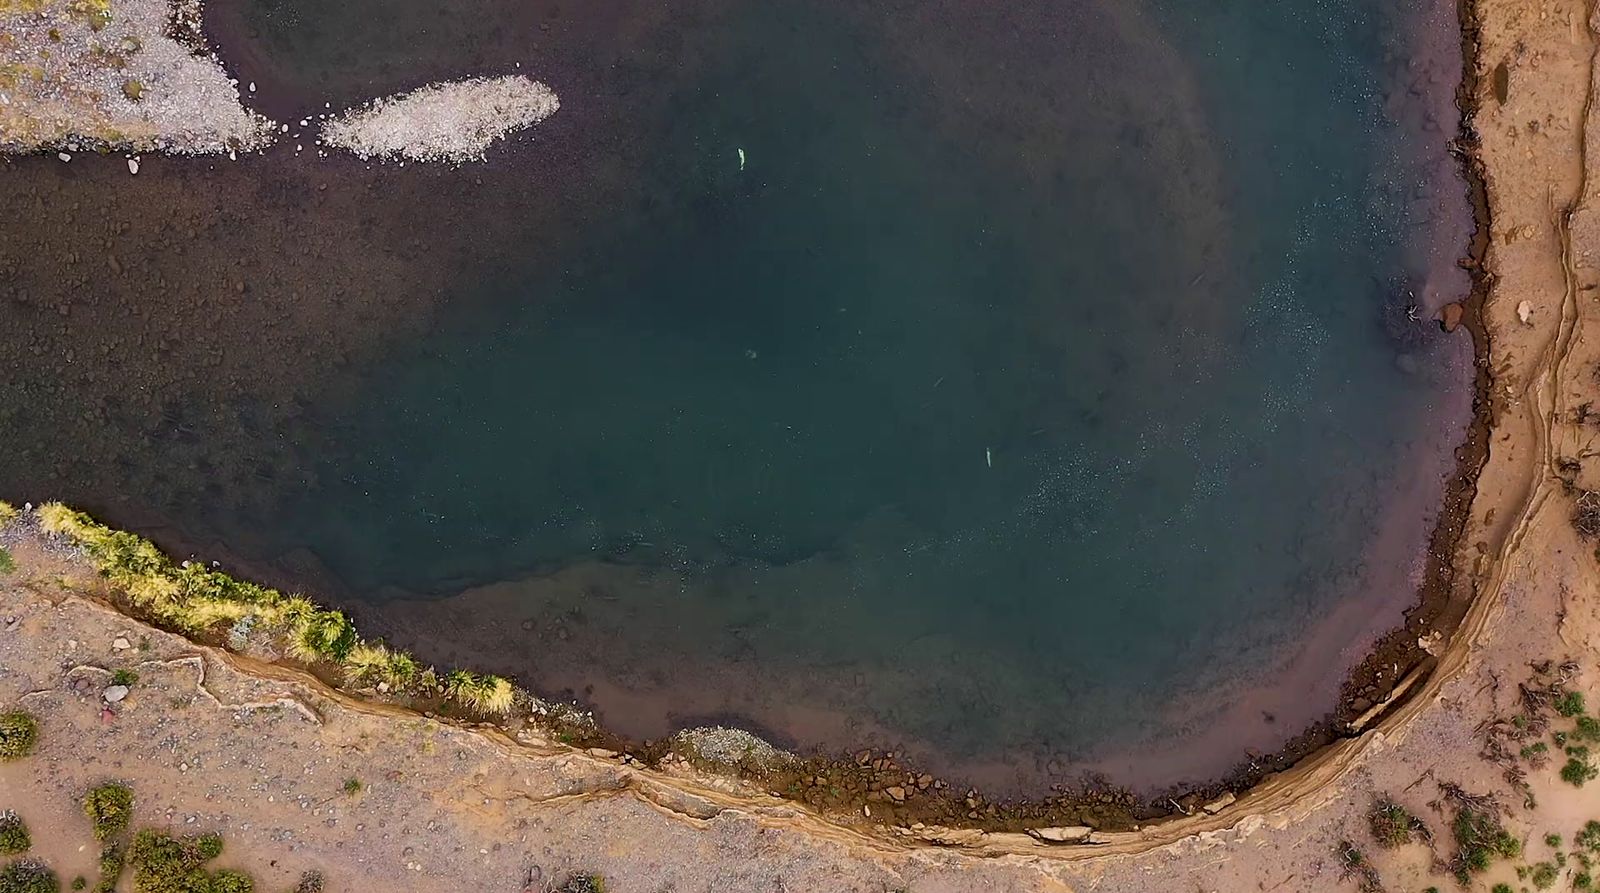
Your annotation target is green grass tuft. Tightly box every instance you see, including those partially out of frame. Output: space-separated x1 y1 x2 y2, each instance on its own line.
0 710 38 761
442 670 516 716
1558 690 1588 718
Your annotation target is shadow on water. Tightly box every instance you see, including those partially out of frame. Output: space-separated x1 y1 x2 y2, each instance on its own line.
0 0 1476 793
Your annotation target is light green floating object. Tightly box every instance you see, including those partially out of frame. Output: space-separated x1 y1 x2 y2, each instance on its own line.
737 147 746 171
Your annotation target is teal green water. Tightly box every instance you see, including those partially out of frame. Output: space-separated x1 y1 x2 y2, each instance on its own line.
4 0 1474 787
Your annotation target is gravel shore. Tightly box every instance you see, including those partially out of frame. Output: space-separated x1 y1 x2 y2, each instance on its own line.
0 0 274 154
319 75 559 163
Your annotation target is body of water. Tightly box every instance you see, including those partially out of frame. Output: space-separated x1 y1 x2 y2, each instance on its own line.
0 0 1475 792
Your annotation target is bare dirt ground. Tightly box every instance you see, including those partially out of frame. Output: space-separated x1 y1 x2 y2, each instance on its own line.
6 0 1600 889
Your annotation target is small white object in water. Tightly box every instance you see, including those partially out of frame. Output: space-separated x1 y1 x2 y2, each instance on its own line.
737 147 746 171
127 158 139 175
985 448 992 468
57 152 71 162
249 81 256 92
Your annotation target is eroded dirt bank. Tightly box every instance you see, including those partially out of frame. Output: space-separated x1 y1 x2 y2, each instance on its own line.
6 0 1600 888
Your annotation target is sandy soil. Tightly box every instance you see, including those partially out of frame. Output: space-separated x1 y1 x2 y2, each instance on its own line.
5 0 1600 889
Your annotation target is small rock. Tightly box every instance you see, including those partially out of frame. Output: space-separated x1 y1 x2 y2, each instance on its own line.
100 708 115 724
112 636 131 650
1518 300 1533 325
57 152 71 162
1200 792 1236 815
885 786 907 802
102 685 129 703
1027 826 1093 843
1438 301 1463 332
127 159 139 175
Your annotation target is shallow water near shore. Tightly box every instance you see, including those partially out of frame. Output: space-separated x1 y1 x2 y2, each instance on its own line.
0 0 1475 791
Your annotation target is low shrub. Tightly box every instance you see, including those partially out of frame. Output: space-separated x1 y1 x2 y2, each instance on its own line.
1563 746 1599 787
556 874 607 893
0 711 38 761
0 860 58 893
1558 690 1588 718
128 829 250 893
1578 716 1600 742
1581 820 1600 852
82 783 133 841
0 811 29 854
94 841 124 893
1368 799 1423 848
1452 806 1520 883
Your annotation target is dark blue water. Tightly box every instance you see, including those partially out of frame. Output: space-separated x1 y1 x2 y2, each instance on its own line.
0 0 1474 789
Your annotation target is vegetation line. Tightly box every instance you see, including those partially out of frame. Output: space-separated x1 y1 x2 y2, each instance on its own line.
25 502 522 720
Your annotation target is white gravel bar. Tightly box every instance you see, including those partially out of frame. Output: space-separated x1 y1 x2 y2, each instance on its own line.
319 75 560 164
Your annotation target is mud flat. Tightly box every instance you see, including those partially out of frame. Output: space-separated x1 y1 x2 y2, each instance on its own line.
6 0 1600 889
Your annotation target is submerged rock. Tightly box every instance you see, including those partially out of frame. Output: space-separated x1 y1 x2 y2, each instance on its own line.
1439 301 1464 332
